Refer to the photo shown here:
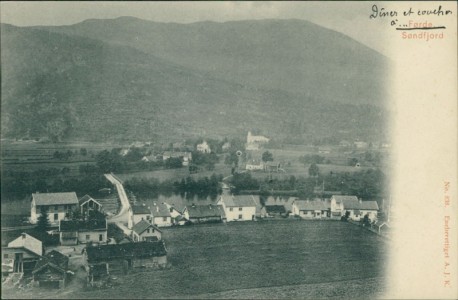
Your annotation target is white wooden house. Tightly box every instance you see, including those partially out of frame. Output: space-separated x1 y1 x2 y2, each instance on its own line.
127 205 152 229
164 202 187 225
30 192 79 225
151 203 173 227
218 195 257 222
330 195 379 221
59 217 107 246
131 220 162 242
292 200 330 219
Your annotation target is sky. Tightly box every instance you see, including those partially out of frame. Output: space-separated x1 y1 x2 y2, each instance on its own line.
0 1 394 57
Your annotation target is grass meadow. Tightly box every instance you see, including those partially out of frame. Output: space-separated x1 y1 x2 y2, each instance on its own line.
3 220 387 299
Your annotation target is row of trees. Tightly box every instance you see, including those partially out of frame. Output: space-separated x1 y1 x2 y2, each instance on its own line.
1 174 109 200
230 169 386 200
94 148 221 174
124 174 224 199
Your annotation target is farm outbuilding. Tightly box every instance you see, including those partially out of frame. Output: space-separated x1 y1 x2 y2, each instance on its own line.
84 241 167 285
185 204 225 224
32 250 69 288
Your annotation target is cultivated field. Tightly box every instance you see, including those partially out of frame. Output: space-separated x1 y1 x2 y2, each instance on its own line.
3 220 387 299
116 162 233 182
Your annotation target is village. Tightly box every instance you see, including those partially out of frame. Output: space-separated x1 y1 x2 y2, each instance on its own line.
1 131 392 293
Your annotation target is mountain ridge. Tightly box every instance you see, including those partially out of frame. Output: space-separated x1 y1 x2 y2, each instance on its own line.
1 19 389 144
36 17 389 107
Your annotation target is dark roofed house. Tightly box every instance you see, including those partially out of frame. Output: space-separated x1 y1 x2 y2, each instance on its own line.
264 196 289 216
32 250 69 288
132 205 152 214
265 204 286 215
59 218 107 246
85 241 167 284
31 192 79 225
131 220 162 242
185 204 225 224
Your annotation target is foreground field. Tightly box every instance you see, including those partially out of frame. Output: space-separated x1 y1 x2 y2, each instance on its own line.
3 220 386 299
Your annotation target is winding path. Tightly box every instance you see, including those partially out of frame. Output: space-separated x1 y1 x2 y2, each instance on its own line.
104 173 131 225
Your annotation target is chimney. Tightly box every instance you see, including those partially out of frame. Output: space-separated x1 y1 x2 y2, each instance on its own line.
156 206 159 213
22 233 26 239
359 198 362 203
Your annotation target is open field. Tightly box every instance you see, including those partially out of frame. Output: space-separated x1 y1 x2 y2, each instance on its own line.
3 220 387 299
116 162 233 183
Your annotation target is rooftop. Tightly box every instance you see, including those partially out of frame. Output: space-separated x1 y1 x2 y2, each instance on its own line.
60 219 107 232
131 205 151 215
32 192 78 206
33 250 69 274
331 195 359 203
7 233 42 256
220 195 257 207
132 219 161 235
188 204 225 219
332 195 379 210
86 241 167 262
358 201 379 210
294 200 329 211
151 203 171 218
79 194 102 206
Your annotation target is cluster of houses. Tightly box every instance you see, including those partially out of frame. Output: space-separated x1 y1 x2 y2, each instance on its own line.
2 190 380 290
264 195 379 222
2 233 69 288
126 193 379 227
3 192 169 289
140 140 212 167
127 194 259 226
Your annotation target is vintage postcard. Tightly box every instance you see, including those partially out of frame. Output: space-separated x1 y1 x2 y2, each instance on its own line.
1 1 456 299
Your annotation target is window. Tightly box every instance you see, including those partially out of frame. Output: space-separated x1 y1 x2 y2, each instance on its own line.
99 234 103 242
3 254 8 259
163 217 167 222
54 213 58 221
229 207 233 212
238 214 243 219
146 229 150 234
238 207 242 211
86 235 90 241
